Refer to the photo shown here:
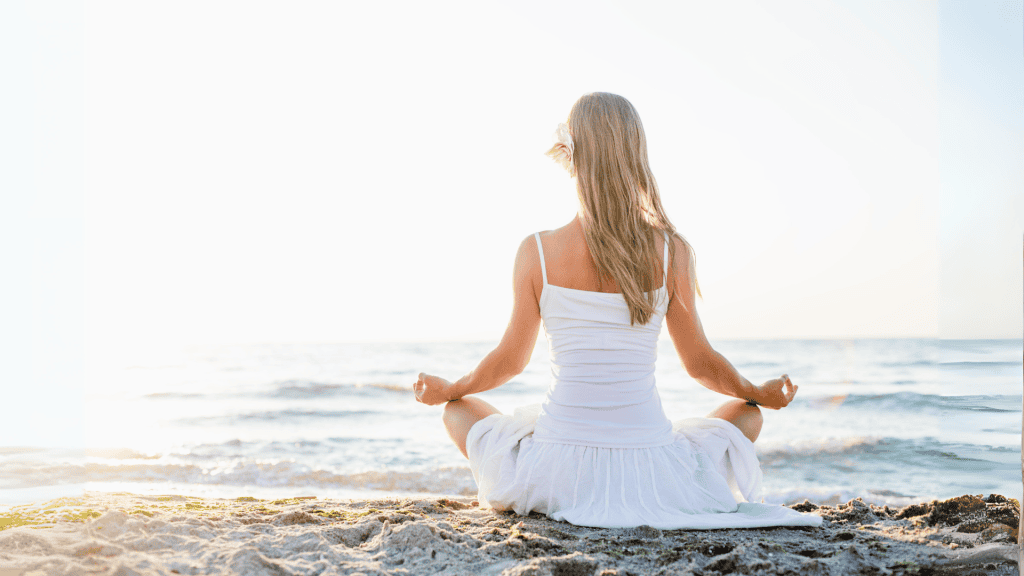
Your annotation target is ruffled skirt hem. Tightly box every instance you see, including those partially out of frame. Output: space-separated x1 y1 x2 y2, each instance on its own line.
466 404 822 529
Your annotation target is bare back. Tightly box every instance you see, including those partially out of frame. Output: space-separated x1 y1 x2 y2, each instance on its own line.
533 217 668 300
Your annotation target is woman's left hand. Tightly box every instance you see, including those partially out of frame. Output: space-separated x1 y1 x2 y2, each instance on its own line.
413 373 455 405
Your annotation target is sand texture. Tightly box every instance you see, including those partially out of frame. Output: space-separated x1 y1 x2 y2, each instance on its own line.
0 492 1019 575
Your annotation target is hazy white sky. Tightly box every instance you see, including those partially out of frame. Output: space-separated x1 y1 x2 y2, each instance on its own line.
2 1 1022 375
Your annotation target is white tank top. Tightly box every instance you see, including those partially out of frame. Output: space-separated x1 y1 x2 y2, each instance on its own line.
532 231 676 448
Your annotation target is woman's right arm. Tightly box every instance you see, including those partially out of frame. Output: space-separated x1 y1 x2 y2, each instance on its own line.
664 237 797 410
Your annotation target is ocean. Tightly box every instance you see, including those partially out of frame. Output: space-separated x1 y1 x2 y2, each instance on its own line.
1 338 1020 508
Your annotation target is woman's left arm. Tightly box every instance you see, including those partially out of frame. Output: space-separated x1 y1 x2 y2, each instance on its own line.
414 236 542 405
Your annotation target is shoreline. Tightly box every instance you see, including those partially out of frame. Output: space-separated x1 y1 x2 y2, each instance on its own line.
0 492 1018 575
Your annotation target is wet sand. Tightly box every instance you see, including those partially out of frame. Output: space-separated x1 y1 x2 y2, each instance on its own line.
0 492 1018 575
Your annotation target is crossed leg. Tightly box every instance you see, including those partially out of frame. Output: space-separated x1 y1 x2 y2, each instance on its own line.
706 399 763 443
442 397 502 458
443 397 759 458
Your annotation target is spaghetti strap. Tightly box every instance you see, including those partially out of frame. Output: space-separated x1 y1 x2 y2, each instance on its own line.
534 232 548 285
662 231 670 288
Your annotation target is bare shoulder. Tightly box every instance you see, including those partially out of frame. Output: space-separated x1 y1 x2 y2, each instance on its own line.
667 234 695 271
536 221 575 242
515 232 537 255
670 234 695 263
541 219 586 255
514 233 541 269
667 233 697 302
530 221 579 263
513 233 544 300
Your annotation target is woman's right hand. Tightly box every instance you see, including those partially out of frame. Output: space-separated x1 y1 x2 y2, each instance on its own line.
413 373 456 406
754 374 798 410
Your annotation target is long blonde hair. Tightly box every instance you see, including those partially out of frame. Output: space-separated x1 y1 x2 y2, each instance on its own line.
552 92 699 325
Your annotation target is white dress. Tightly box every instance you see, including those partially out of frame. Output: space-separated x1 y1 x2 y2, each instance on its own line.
465 232 822 529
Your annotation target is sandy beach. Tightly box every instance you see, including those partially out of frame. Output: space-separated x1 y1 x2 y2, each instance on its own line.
0 492 1018 575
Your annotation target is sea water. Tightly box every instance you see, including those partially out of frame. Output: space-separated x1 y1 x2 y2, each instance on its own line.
0 338 1020 507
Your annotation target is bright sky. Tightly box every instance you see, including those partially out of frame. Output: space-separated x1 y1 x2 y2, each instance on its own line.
2 1 1021 383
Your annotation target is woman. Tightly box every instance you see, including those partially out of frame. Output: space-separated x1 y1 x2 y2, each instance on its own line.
413 93 821 529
